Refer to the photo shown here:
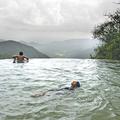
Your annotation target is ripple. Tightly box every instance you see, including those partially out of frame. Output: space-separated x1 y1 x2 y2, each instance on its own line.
0 59 120 120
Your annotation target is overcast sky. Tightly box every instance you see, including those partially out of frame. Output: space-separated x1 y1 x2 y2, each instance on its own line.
0 0 119 42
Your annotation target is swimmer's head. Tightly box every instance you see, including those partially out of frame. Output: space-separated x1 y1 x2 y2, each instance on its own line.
71 80 80 88
19 51 23 56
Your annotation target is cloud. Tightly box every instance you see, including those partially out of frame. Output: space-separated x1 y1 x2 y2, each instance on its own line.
0 0 119 40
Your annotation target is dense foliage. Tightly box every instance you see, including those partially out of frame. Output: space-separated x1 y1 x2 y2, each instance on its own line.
93 9 120 60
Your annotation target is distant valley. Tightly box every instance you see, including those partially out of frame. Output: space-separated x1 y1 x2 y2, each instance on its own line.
0 39 100 59
24 39 100 59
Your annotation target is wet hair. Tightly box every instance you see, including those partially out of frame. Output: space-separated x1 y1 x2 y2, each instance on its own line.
71 80 80 88
19 51 23 55
76 81 80 87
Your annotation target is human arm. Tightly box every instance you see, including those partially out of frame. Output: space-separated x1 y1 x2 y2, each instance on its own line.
12 55 17 63
31 87 72 97
24 56 29 62
31 88 60 97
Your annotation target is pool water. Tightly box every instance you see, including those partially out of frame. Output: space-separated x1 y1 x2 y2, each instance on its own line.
0 59 120 120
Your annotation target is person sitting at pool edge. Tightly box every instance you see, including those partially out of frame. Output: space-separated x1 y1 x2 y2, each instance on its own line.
31 80 80 97
12 51 29 63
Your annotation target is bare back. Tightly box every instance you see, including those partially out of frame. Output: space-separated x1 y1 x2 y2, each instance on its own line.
13 55 29 63
16 55 26 63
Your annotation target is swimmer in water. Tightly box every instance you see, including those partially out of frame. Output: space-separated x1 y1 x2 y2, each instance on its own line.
31 80 80 97
13 51 29 63
63 80 80 90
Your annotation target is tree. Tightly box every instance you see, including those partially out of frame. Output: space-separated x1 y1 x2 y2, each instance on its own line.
92 9 120 60
93 9 120 42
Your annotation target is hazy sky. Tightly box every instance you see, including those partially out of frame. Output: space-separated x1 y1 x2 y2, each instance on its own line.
0 0 119 41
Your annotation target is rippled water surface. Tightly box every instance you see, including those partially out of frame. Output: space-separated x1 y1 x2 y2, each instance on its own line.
0 59 120 120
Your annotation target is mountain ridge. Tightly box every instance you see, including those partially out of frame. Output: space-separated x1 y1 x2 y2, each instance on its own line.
0 40 49 59
25 39 100 58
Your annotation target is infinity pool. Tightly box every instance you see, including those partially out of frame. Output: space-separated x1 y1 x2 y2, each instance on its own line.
0 59 120 120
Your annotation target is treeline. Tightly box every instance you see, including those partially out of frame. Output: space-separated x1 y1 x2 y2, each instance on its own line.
92 9 120 60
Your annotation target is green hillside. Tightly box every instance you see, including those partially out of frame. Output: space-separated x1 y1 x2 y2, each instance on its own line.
0 40 49 59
